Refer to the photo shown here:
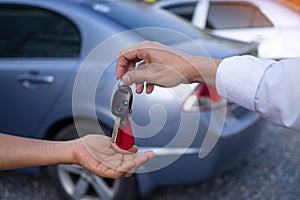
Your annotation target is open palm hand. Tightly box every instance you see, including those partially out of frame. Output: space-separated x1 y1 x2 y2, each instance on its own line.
73 134 154 179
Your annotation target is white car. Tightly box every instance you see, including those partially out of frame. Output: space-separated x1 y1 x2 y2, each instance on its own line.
154 0 300 59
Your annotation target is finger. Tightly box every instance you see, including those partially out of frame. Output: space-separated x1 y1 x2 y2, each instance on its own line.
136 61 148 70
124 172 133 178
111 142 138 154
142 151 155 160
116 161 136 174
137 151 155 165
116 48 146 80
102 168 125 179
116 56 136 80
116 40 166 80
122 64 152 85
135 83 144 94
128 151 155 174
94 160 135 179
123 151 155 176
90 163 122 179
146 83 155 94
135 63 149 93
127 145 139 153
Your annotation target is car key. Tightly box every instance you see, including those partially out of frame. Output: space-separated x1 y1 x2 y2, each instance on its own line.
111 81 134 150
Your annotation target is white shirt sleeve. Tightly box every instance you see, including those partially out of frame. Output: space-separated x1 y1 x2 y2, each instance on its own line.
215 55 300 131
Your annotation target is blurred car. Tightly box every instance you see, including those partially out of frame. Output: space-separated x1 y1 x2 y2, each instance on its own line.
153 0 300 59
0 0 263 199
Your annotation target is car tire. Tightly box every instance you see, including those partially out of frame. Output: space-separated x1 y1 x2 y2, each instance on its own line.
47 121 139 200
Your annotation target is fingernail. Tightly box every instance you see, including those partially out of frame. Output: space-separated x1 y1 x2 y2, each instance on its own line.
122 74 131 84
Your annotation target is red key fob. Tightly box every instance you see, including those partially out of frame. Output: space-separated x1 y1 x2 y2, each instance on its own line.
116 119 134 150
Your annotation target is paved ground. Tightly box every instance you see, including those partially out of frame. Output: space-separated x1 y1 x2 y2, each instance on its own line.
0 122 299 200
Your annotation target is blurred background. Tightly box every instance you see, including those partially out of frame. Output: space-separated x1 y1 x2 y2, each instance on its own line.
0 0 299 199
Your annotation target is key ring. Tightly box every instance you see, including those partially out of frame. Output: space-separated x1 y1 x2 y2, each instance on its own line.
118 79 127 88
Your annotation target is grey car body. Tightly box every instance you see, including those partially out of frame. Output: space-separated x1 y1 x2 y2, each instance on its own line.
0 0 263 199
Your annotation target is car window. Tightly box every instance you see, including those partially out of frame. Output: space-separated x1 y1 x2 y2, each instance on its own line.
160 2 197 21
206 2 273 29
0 4 81 57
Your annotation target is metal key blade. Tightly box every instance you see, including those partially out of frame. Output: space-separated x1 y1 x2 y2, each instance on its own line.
111 117 121 143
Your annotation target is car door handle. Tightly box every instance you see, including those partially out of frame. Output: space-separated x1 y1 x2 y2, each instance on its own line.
18 72 54 84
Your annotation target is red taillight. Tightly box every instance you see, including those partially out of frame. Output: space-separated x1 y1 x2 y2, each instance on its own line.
195 84 222 102
183 84 225 112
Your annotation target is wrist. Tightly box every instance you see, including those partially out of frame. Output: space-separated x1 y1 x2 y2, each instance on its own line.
187 56 221 88
63 139 81 165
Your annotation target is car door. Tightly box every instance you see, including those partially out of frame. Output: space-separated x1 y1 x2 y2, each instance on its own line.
0 4 81 138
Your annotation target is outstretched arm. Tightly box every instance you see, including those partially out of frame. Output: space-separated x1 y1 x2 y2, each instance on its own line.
0 133 154 179
116 41 221 93
116 41 300 131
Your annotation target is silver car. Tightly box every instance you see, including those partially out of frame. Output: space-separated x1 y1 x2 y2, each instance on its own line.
0 0 263 199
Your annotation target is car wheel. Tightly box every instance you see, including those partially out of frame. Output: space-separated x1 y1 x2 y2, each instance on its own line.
47 121 139 200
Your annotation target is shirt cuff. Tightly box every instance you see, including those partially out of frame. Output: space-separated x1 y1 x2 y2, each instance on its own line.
215 55 275 111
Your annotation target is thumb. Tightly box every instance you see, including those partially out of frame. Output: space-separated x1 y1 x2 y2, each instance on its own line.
122 68 150 85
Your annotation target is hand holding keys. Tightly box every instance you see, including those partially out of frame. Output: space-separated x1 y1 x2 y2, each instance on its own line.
111 81 134 150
